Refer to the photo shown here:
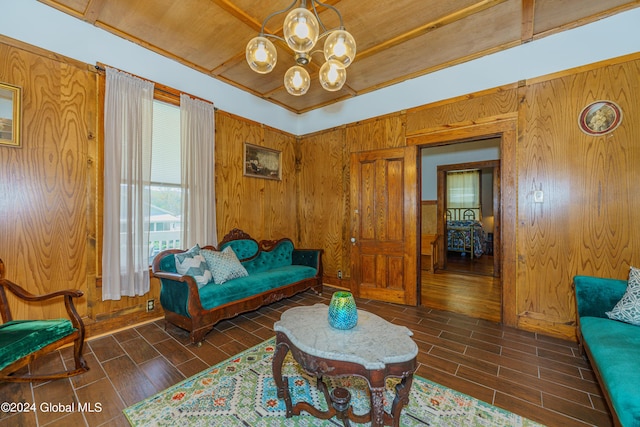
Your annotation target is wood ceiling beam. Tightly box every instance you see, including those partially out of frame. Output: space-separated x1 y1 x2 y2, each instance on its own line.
83 0 109 24
210 0 265 33
210 0 342 35
36 0 85 20
37 0 108 24
521 0 536 42
356 0 509 61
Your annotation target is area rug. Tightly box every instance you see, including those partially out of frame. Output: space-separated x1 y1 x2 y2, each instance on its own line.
124 337 543 426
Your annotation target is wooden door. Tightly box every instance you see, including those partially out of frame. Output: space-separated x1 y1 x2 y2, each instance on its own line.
350 146 418 305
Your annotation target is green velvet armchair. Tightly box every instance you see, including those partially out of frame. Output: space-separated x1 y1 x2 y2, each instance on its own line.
0 259 88 382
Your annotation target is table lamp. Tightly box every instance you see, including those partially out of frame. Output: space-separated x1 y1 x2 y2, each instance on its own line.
328 291 358 329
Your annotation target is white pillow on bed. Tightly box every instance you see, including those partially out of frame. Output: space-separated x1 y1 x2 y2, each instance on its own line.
606 266 640 326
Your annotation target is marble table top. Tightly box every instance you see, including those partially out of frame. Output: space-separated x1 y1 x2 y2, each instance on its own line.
274 303 418 370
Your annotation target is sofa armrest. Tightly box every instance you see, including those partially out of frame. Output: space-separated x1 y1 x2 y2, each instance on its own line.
292 249 323 275
573 275 627 319
153 271 202 318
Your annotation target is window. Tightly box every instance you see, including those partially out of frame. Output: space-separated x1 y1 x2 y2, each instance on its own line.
446 169 480 208
149 100 182 262
102 66 216 300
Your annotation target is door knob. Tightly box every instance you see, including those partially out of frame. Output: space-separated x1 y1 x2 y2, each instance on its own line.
350 237 356 244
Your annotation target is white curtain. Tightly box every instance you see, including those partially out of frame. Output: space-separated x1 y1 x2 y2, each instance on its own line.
102 67 154 300
180 94 217 247
447 170 480 208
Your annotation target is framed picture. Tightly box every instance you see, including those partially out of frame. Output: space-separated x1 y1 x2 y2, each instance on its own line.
578 100 622 136
244 143 282 180
0 82 21 148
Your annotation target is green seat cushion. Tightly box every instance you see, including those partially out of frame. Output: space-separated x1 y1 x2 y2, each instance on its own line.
580 316 640 426
199 265 317 310
0 319 76 370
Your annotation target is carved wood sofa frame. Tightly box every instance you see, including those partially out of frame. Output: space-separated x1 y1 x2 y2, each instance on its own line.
152 229 323 345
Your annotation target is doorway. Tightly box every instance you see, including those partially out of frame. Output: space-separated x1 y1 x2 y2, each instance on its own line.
419 137 502 322
436 160 500 278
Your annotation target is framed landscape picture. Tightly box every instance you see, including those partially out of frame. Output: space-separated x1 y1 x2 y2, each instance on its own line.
244 143 282 180
0 82 21 148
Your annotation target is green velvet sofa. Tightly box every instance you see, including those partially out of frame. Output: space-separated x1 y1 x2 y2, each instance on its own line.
152 229 323 345
574 275 640 427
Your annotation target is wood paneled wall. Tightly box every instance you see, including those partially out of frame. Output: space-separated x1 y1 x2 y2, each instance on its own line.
0 37 96 321
214 111 298 242
3 34 640 341
421 202 437 235
515 58 640 337
296 128 348 286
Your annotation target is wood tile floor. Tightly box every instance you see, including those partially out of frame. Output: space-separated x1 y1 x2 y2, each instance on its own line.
421 268 502 323
0 287 612 427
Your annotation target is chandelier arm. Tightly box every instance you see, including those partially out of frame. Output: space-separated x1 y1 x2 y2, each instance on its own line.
317 29 336 41
312 0 345 29
261 34 286 43
259 0 299 35
310 1 327 33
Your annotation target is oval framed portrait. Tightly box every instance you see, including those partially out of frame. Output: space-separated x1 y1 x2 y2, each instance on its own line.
578 101 622 136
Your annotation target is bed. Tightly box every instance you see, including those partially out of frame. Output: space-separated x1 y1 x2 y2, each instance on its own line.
446 208 486 259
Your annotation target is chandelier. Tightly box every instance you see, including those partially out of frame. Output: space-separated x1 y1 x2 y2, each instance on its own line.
245 0 356 96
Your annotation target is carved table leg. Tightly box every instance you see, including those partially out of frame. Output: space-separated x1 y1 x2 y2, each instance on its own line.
272 341 293 417
391 374 414 427
370 386 386 427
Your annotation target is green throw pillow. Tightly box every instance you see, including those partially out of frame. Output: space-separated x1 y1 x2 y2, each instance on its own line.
174 244 212 288
201 246 249 285
606 266 640 326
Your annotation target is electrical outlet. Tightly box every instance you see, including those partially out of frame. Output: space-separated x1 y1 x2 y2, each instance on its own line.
147 299 155 312
338 270 342 279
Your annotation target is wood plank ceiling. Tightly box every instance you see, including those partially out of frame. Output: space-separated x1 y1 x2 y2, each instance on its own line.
39 0 640 114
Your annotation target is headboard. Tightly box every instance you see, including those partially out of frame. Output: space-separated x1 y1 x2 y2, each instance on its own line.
446 208 481 221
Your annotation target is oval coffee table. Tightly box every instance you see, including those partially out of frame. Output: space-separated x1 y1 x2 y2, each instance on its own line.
272 303 418 427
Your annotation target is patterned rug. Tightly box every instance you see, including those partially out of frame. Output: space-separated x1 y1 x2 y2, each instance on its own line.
124 338 543 426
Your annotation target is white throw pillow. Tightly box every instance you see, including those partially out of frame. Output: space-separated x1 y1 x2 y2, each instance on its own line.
606 266 640 326
174 244 212 288
201 246 249 285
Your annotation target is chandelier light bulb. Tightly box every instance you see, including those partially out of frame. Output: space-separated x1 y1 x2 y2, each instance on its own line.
324 29 356 68
284 65 310 96
294 20 309 39
283 8 319 53
292 72 303 88
255 46 267 62
245 36 277 74
319 60 346 91
334 40 346 57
